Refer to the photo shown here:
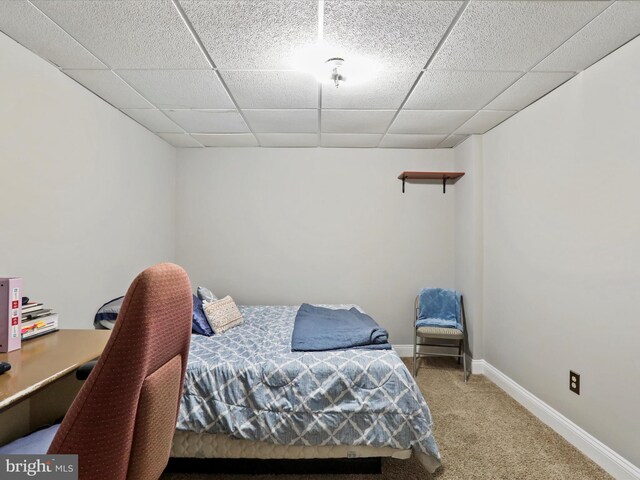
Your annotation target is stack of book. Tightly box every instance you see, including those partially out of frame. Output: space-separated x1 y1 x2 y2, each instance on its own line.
21 302 59 340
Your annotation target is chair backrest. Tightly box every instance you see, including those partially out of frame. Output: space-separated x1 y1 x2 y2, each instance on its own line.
414 291 467 331
48 263 193 480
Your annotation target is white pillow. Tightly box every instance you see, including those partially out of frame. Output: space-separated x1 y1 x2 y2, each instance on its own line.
203 296 243 334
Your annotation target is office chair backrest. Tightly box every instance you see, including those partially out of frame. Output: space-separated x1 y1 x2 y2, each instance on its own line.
48 263 193 480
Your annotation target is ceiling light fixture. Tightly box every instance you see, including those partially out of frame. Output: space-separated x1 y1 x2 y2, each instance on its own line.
291 42 379 87
326 57 346 88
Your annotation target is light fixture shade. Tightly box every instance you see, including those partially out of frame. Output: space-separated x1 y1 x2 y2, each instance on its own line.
291 41 380 86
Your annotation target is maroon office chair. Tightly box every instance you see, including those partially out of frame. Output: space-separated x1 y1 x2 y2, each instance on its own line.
0 263 193 480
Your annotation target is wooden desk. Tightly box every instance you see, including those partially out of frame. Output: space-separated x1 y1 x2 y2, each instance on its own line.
0 330 110 444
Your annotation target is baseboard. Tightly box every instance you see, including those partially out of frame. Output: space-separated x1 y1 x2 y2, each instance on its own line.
393 344 414 357
474 359 640 480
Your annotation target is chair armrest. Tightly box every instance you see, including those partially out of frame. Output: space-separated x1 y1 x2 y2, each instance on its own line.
76 360 98 380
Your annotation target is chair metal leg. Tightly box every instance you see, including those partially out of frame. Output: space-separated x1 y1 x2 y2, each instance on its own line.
462 341 468 383
412 333 417 377
457 342 462 365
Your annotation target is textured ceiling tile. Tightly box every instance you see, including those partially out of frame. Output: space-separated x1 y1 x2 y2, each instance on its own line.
321 134 382 148
123 109 182 133
0 1 106 69
454 110 516 135
379 134 447 149
324 1 462 71
389 110 475 135
64 70 152 109
117 70 234 109
158 133 202 148
321 110 396 134
431 1 609 71
243 110 318 133
164 110 249 133
181 0 317 69
33 0 209 69
405 70 520 110
221 71 318 109
322 72 418 109
439 134 469 149
485 72 574 111
192 134 258 147
534 2 640 73
257 133 318 147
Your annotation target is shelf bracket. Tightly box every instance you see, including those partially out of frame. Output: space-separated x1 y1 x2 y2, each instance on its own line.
402 176 405 193
443 177 447 194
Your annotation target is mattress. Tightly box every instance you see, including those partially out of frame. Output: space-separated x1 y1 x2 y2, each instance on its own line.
177 305 440 470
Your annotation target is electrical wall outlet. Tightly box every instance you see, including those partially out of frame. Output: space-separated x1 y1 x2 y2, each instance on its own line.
570 371 580 395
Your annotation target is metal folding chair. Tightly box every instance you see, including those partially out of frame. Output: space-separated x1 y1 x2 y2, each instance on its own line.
413 294 469 382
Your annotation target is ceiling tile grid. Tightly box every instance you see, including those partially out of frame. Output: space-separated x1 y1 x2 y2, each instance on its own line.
116 70 235 110
323 0 463 71
64 70 153 109
0 1 106 70
32 0 210 69
321 110 396 134
454 110 517 135
164 110 250 134
159 133 203 148
0 0 638 148
122 109 183 134
243 110 318 134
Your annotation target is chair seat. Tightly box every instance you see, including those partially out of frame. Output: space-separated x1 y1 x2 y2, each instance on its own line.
416 326 464 339
0 424 59 454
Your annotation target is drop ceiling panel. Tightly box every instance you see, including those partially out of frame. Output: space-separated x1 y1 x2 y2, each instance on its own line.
117 70 234 109
192 134 259 147
33 0 209 69
534 2 640 73
454 110 516 135
158 133 202 148
321 134 382 148
430 1 609 71
322 72 418 109
64 70 152 109
485 72 574 111
406 70 520 110
439 135 469 149
181 0 318 70
0 1 106 69
243 110 318 133
222 71 318 109
389 110 475 135
379 134 447 149
324 1 462 71
123 109 182 133
257 133 318 147
321 110 396 134
164 110 249 134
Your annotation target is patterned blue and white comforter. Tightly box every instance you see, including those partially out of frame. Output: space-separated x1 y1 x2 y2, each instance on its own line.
177 305 440 465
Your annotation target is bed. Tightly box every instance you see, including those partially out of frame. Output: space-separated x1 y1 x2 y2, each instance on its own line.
171 305 441 473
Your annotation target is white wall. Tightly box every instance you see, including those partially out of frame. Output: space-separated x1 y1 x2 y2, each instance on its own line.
454 136 483 358
480 36 640 466
176 147 456 344
0 33 177 329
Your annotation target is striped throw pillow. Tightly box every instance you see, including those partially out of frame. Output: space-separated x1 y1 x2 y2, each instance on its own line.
202 296 243 334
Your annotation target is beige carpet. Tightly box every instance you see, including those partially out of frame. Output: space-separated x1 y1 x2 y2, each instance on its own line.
162 357 610 479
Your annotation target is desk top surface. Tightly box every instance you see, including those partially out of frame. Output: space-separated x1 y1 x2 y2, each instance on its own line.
0 329 110 411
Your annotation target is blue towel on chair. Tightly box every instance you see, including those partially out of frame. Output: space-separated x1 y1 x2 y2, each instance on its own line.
416 288 462 330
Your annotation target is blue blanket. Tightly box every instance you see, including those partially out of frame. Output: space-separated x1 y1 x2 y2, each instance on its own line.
416 288 462 330
291 303 391 351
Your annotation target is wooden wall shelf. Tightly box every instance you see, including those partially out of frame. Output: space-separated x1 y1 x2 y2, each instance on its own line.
398 171 465 193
